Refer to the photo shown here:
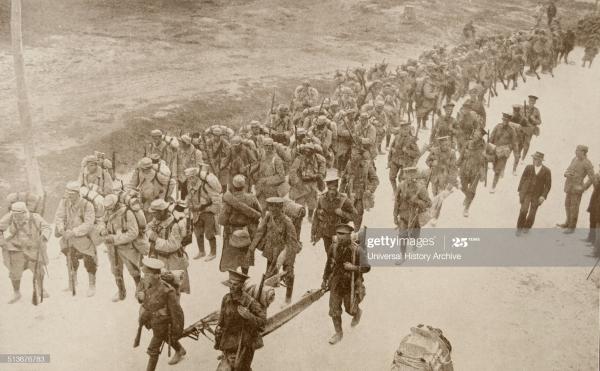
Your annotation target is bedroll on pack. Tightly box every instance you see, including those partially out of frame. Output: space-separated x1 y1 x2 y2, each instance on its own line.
162 135 180 150
152 162 172 186
6 192 44 214
391 324 453 371
80 186 105 246
116 189 149 254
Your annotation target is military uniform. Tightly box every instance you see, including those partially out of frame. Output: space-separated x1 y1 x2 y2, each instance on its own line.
458 134 487 215
79 155 113 196
426 138 458 196
370 103 389 154
176 137 203 199
489 118 518 191
354 115 377 160
430 112 457 145
393 169 432 235
340 150 379 230
148 131 178 174
253 140 287 211
308 118 334 166
289 147 327 220
388 125 420 193
270 108 294 145
560 148 595 231
0 202 50 303
127 158 172 218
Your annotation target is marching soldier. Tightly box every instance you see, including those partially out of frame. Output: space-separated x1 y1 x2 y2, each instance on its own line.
214 269 266 371
269 104 294 145
455 107 481 153
0 201 50 304
430 102 457 145
370 99 389 154
426 136 458 196
308 116 334 167
489 113 518 193
321 224 370 345
312 171 357 273
209 127 232 193
147 129 178 173
146 199 190 294
393 167 431 241
523 95 542 155
388 122 420 194
225 136 257 191
354 112 377 160
219 175 262 274
253 138 287 211
185 166 222 261
557 145 595 233
458 128 487 217
334 110 356 171
127 157 171 218
176 134 203 200
294 80 320 110
79 154 113 196
340 145 379 230
101 194 142 302
136 257 186 370
247 197 301 304
509 104 532 175
516 152 552 234
289 143 327 222
55 181 97 297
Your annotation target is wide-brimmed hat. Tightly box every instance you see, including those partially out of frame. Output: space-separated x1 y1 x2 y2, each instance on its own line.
222 268 250 287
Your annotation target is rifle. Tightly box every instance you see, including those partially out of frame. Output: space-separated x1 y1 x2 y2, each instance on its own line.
234 274 266 370
144 144 147 158
164 171 173 202
201 136 217 175
111 151 116 179
67 247 76 296
32 232 43 305
133 323 143 348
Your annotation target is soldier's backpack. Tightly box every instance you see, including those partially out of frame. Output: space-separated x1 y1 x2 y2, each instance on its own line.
6 192 45 214
391 324 453 371
169 201 192 249
115 189 149 254
151 162 172 186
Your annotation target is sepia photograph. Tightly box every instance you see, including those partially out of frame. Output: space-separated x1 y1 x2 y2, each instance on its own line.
0 0 599 370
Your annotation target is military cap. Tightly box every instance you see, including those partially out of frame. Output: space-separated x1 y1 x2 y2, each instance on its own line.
263 137 274 146
138 157 153 170
149 199 170 212
443 102 455 108
232 174 246 188
151 129 163 137
184 167 199 177
10 201 28 213
82 155 99 166
142 257 164 273
528 95 538 100
223 268 250 287
502 113 512 120
398 71 409 77
532 151 545 160
437 136 450 141
103 194 118 209
212 127 223 136
180 134 192 144
65 181 81 193
330 100 340 107
576 145 588 153
335 224 354 235
278 104 289 113
266 197 285 205
317 115 328 124
231 136 242 145
359 112 369 119
229 230 252 249
313 144 323 153
324 169 339 183
149 153 161 163
406 66 416 73
375 100 385 108
402 167 419 177
300 143 314 152
296 128 307 136
250 120 261 128
361 137 372 146
512 104 522 109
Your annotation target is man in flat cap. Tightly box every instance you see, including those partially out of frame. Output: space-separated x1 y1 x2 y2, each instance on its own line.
340 144 379 230
457 127 488 217
219 174 261 273
430 102 457 145
55 181 97 296
145 199 190 294
516 152 552 234
558 145 595 233
176 134 203 200
127 157 171 218
426 136 458 196
289 143 327 222
388 121 421 194
185 166 222 261
0 201 50 304
101 194 142 301
489 113 518 193
312 170 357 273
136 257 186 370
214 269 266 371
78 154 113 196
248 197 300 304
322 224 370 345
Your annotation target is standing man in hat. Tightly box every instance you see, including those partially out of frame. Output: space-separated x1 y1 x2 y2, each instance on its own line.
176 134 203 200
388 121 421 195
558 145 595 233
55 181 97 296
248 197 300 304
393 167 431 241
289 143 327 222
214 269 266 371
146 199 190 294
489 113 518 193
136 257 186 370
340 145 379 230
430 102 457 145
458 128 488 217
312 170 357 272
322 224 370 345
516 152 552 234
79 154 113 196
253 138 287 211
426 136 458 196
0 201 50 304
185 166 222 261
220 174 262 273
127 157 170 218
101 194 142 301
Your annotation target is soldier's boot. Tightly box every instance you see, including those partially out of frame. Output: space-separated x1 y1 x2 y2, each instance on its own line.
194 239 206 260
205 238 217 262
463 206 469 218
490 174 500 193
8 280 21 304
167 346 186 365
328 316 343 345
38 275 49 298
512 159 518 176
87 273 96 297
351 308 362 327
112 277 126 302
146 355 159 371
284 276 294 305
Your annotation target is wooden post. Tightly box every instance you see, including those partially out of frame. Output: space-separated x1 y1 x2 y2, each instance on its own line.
11 0 43 195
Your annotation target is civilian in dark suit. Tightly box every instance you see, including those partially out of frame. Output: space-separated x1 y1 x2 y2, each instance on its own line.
584 171 600 249
517 151 551 234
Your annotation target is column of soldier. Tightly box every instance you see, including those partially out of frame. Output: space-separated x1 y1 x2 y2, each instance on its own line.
2 17 599 371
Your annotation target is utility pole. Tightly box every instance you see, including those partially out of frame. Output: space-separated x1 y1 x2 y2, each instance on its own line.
11 0 43 195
